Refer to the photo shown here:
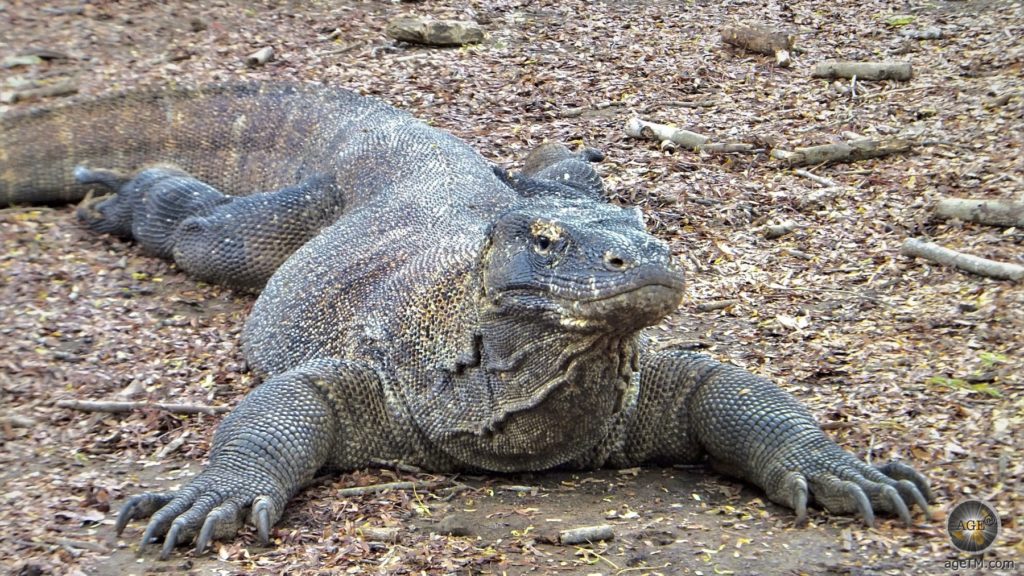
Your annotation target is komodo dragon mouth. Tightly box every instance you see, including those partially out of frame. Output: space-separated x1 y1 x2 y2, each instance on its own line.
556 282 684 330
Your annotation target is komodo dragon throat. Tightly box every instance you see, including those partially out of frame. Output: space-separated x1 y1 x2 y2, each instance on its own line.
0 83 932 558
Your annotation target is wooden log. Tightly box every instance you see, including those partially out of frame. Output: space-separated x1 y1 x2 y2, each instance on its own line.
55 399 229 415
720 24 795 67
244 46 274 67
625 117 707 149
770 138 913 166
901 238 1024 281
1 79 78 104
558 524 615 545
625 118 756 153
935 198 1024 228
763 221 797 239
359 527 399 542
386 15 484 46
812 61 912 81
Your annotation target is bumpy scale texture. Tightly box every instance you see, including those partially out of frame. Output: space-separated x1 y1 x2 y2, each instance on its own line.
0 83 933 557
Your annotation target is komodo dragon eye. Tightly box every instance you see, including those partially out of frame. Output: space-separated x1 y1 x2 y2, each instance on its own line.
530 220 563 256
533 234 553 254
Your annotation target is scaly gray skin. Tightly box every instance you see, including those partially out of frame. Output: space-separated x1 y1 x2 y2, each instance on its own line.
0 83 933 559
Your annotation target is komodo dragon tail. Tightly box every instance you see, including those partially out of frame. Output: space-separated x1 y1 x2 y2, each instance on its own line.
0 82 393 206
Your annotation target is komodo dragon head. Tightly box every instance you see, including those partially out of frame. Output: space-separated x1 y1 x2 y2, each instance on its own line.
481 197 685 334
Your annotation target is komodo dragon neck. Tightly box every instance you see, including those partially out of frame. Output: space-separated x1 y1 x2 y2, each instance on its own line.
405 280 641 473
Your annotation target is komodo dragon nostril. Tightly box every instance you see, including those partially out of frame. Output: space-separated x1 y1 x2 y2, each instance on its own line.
603 251 628 270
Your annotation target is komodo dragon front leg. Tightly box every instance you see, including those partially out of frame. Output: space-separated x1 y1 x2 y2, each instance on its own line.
75 166 346 291
116 358 400 559
622 348 933 525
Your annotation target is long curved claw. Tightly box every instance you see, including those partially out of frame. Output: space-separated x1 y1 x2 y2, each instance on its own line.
196 513 219 556
116 493 174 535
895 479 932 521
253 496 273 546
880 484 912 526
845 481 875 527
780 471 810 527
160 521 183 560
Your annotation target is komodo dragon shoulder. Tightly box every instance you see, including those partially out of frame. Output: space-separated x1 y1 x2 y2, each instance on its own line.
0 82 932 558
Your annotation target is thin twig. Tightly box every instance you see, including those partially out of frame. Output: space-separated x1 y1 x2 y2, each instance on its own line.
794 168 838 188
55 399 230 415
335 480 441 497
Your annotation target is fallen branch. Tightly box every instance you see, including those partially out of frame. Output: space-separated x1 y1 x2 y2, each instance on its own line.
0 414 37 428
812 61 912 81
720 24 795 67
2 79 78 103
386 15 484 46
625 118 756 153
54 538 108 553
695 299 739 312
244 46 274 67
156 430 192 459
559 524 615 545
771 138 913 166
762 221 797 239
901 238 1024 281
336 480 439 497
794 169 837 188
55 399 230 415
935 198 1024 228
358 526 399 542
496 484 540 493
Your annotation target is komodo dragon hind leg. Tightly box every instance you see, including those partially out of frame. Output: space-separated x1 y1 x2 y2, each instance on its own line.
72 165 347 291
620 348 934 527
502 141 607 201
73 166 134 237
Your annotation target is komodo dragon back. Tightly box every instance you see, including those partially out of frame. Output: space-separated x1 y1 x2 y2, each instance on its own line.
0 83 406 205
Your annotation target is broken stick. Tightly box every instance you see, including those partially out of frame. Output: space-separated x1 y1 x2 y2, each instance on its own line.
625 118 756 153
2 79 78 104
771 138 913 166
901 238 1024 281
935 198 1024 228
559 524 615 545
335 480 440 497
55 399 230 415
794 169 837 188
244 46 274 67
812 61 912 81
695 299 739 312
720 24 795 67
762 221 797 240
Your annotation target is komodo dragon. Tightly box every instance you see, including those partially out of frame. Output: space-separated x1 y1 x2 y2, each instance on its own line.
0 82 932 558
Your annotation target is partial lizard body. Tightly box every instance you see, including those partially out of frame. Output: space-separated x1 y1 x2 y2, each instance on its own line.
0 82 932 558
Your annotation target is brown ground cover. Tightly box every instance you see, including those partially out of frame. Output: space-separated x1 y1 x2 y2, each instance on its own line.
1 1 1021 574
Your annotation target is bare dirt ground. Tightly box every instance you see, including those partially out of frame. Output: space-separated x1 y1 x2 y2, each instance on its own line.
1 1 1022 574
